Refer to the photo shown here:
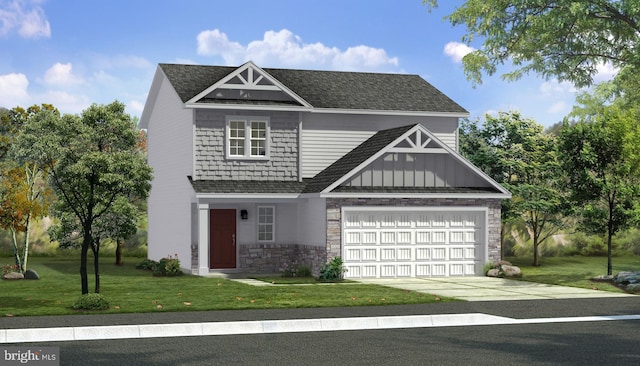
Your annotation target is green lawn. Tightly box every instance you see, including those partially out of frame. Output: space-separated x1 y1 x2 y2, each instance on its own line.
507 255 640 292
0 256 452 317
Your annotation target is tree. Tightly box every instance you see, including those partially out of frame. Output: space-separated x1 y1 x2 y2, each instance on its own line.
559 105 640 275
14 101 152 294
0 105 56 273
425 1 640 87
460 111 566 264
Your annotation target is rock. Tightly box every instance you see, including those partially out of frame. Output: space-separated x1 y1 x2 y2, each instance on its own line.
625 283 640 293
502 265 522 278
486 268 501 277
24 269 40 280
614 271 640 285
2 272 24 280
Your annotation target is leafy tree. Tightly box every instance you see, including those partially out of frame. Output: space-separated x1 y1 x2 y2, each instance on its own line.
0 105 56 273
460 111 566 264
559 105 640 275
425 0 640 87
14 101 152 294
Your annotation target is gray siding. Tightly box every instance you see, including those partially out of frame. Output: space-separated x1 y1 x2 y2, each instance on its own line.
345 153 492 188
194 109 300 181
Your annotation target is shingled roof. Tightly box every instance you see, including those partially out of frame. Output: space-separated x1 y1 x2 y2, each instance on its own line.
159 63 467 114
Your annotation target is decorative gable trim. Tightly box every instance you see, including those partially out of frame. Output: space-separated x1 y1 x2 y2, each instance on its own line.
321 124 511 197
186 61 312 108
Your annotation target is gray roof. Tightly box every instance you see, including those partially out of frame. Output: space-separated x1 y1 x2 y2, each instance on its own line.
159 63 467 114
189 179 307 194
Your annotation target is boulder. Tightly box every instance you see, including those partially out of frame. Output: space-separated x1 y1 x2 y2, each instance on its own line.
625 283 640 293
24 269 40 280
613 271 640 285
2 272 24 280
501 265 522 278
486 268 501 277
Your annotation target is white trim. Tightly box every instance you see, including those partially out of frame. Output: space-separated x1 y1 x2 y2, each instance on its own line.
257 205 275 242
319 192 511 199
195 193 300 200
186 61 312 108
322 124 511 197
184 103 469 118
197 204 210 275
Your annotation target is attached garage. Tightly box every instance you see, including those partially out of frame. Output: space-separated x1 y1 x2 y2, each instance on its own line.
342 207 487 278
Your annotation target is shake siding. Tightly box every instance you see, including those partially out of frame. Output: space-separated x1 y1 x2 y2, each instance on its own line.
194 109 300 181
146 76 194 265
301 114 459 178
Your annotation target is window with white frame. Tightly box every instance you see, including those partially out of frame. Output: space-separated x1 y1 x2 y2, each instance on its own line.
226 116 269 159
257 206 275 242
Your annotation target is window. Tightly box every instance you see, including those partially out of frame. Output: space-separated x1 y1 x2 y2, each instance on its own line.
226 117 269 159
257 206 274 242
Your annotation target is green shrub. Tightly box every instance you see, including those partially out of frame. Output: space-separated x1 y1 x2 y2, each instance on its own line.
153 255 182 277
280 262 312 277
136 258 158 270
72 293 110 310
571 233 606 256
318 256 346 281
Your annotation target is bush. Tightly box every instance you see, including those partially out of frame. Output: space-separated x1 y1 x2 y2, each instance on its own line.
318 257 346 281
280 261 312 277
571 233 606 256
72 293 110 310
136 258 158 270
153 254 183 277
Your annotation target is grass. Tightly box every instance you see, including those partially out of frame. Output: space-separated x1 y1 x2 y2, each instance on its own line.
252 276 354 284
0 256 452 317
507 255 640 292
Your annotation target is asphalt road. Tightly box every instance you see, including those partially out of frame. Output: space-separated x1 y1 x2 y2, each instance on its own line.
4 297 640 365
50 320 640 365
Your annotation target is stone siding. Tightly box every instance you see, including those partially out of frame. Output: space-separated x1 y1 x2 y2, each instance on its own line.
325 197 503 262
238 243 326 275
194 109 299 180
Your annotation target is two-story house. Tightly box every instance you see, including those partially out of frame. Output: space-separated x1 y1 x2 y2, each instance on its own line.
139 61 510 278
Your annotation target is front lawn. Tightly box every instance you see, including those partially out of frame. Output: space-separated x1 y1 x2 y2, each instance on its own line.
0 256 453 317
507 255 640 292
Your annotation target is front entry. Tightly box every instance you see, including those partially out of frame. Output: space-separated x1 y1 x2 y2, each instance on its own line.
210 209 237 269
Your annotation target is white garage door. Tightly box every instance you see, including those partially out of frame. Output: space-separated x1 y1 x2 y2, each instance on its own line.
342 208 485 278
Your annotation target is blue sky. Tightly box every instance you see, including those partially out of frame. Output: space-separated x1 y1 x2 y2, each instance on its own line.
0 0 617 127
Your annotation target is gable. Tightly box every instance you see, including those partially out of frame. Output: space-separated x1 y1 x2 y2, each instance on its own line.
304 124 510 197
186 61 311 108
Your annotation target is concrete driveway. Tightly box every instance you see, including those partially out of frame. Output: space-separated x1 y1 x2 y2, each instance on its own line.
355 277 636 301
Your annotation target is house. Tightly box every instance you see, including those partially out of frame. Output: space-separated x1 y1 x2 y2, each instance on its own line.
139 61 510 278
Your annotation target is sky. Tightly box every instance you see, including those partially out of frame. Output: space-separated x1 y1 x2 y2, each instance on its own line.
0 0 618 127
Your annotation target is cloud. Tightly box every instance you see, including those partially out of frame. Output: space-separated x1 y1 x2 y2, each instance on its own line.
443 42 475 63
196 28 399 72
539 79 577 96
43 62 84 85
0 72 29 108
594 61 618 82
39 90 89 114
0 0 50 38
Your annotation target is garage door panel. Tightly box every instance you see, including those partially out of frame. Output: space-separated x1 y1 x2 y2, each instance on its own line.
343 209 486 278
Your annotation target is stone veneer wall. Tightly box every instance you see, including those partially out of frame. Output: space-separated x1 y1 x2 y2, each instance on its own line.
325 197 503 262
238 243 326 275
194 109 299 181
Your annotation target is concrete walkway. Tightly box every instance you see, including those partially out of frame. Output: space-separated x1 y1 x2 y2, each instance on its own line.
354 277 635 301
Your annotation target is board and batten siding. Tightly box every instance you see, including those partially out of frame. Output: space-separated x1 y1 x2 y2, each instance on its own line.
301 114 459 178
145 74 195 266
344 153 492 189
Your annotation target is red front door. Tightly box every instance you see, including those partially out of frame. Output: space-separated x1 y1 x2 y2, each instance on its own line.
210 209 237 269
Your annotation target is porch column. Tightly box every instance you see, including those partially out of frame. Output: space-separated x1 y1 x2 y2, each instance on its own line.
198 203 209 276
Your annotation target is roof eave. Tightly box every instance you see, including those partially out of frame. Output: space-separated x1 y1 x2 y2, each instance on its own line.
309 108 469 118
319 192 512 199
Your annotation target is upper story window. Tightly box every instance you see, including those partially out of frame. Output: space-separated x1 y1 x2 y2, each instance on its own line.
226 116 270 159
